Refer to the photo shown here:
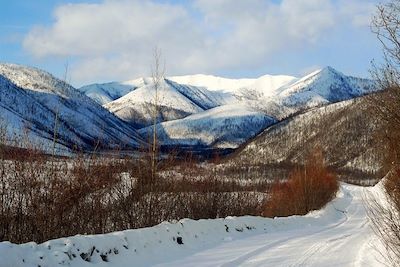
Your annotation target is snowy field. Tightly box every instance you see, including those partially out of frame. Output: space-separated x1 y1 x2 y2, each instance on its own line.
0 183 386 267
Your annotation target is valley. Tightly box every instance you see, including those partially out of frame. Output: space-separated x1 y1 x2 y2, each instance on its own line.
2 0 400 266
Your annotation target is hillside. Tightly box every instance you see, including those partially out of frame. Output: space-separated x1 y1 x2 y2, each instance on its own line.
139 104 276 149
104 79 230 128
232 94 384 182
274 67 376 113
79 78 148 105
0 63 144 152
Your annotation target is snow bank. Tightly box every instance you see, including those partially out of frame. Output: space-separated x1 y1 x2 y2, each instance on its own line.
0 184 357 267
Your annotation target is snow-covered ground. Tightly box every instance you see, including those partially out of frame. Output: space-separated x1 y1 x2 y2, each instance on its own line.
0 183 386 267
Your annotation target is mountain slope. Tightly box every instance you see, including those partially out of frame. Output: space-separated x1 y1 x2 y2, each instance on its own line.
275 67 376 110
104 79 230 128
79 78 148 105
169 73 297 96
0 63 144 152
139 104 276 149
0 74 78 151
232 94 383 182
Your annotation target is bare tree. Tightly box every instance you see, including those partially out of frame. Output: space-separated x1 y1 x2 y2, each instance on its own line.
372 0 400 89
370 0 400 167
52 61 69 157
369 2 400 265
150 47 165 185
133 47 166 226
367 176 400 267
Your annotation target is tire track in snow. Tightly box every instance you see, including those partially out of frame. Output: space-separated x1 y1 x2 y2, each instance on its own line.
220 209 350 267
286 188 370 267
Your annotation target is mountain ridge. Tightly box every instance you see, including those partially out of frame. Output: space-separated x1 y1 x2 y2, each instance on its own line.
0 63 144 153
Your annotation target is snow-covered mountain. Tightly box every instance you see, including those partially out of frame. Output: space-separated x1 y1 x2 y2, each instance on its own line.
1 64 376 153
104 79 231 128
274 67 376 111
169 68 376 113
81 73 297 108
138 104 276 149
0 63 144 152
82 67 377 150
169 73 297 96
79 78 148 105
83 67 376 120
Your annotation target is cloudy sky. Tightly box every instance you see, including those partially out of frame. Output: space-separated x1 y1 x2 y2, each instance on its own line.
0 0 382 86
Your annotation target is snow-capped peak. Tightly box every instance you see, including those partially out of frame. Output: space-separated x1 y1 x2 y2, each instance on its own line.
309 66 341 76
278 66 376 100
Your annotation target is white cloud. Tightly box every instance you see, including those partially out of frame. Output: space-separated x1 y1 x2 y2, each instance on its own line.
338 0 377 28
23 0 379 84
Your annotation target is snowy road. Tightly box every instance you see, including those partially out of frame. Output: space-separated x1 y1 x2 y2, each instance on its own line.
155 185 384 267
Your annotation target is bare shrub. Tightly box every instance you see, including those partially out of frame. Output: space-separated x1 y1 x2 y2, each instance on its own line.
0 141 267 244
368 170 400 266
367 1 400 265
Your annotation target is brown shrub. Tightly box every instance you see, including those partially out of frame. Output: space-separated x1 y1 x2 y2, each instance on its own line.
263 148 338 217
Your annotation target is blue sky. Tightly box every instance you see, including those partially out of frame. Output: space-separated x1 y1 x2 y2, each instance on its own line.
0 0 100 82
0 0 383 86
